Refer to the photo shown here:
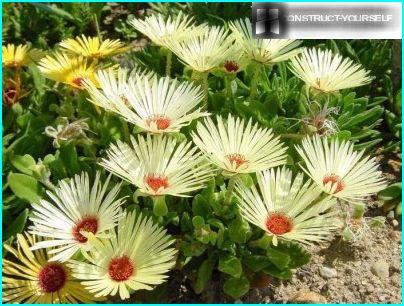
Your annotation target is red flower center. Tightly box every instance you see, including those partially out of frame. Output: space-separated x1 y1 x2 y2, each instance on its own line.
145 174 169 193
224 60 239 72
72 217 98 243
266 213 293 235
146 115 171 130
323 174 345 193
226 153 247 169
108 256 134 282
38 263 67 293
72 77 85 88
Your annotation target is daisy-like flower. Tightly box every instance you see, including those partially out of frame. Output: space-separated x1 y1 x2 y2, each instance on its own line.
229 18 301 65
83 66 155 111
295 135 387 202
109 74 206 133
3 233 103 303
100 134 215 197
68 211 177 300
29 171 125 262
191 114 287 176
2 43 45 68
59 35 128 59
220 52 250 75
167 26 235 73
38 52 100 89
129 12 206 48
289 48 373 93
235 167 341 246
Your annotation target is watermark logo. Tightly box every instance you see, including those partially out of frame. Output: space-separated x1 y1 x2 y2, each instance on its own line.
252 2 401 39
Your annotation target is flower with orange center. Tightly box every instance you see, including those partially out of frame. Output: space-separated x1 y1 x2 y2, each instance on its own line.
2 233 103 303
235 167 341 246
192 114 287 176
29 171 125 262
68 211 177 300
100 134 215 197
296 135 387 202
38 52 100 89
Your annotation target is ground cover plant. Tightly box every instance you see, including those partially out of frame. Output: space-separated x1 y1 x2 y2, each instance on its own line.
2 2 402 303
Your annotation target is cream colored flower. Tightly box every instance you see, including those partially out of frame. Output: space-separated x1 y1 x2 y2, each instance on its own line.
100 134 215 197
295 135 387 202
191 114 287 176
129 12 206 48
68 211 177 300
229 18 301 65
167 26 235 72
235 167 341 246
289 48 373 92
29 172 125 262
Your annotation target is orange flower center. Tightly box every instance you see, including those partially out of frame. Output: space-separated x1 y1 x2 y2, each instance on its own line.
146 115 171 130
108 256 134 282
323 174 345 193
266 213 293 235
145 174 169 193
224 60 239 72
38 263 67 293
226 153 247 169
72 217 98 243
72 77 85 88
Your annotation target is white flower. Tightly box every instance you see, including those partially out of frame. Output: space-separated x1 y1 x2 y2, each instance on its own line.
191 114 287 176
167 26 235 72
100 134 215 197
235 167 341 246
229 18 301 65
83 67 154 112
68 211 177 300
295 135 387 202
289 48 373 92
120 75 207 133
129 12 206 48
29 172 125 262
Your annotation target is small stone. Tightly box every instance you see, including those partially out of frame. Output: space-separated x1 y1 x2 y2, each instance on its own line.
387 210 395 220
391 219 399 227
371 260 389 279
320 266 337 279
291 291 327 304
235 299 243 304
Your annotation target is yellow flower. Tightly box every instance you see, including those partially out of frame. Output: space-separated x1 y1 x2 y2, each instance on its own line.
2 233 102 304
2 43 45 68
59 35 129 59
38 52 100 89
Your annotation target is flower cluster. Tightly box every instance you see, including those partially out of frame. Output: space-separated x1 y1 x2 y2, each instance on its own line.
2 11 388 304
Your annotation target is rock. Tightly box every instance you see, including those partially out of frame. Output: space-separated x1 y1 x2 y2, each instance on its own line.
291 291 327 304
371 260 389 279
320 266 337 279
391 219 399 227
235 299 243 304
387 210 395 220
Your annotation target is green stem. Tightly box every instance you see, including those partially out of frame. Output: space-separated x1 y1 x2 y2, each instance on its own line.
224 75 233 100
152 195 168 217
93 14 102 42
165 49 173 76
202 72 209 110
224 176 237 206
249 65 260 100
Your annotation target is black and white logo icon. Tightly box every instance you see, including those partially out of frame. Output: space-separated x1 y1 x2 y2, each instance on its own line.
252 3 288 38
